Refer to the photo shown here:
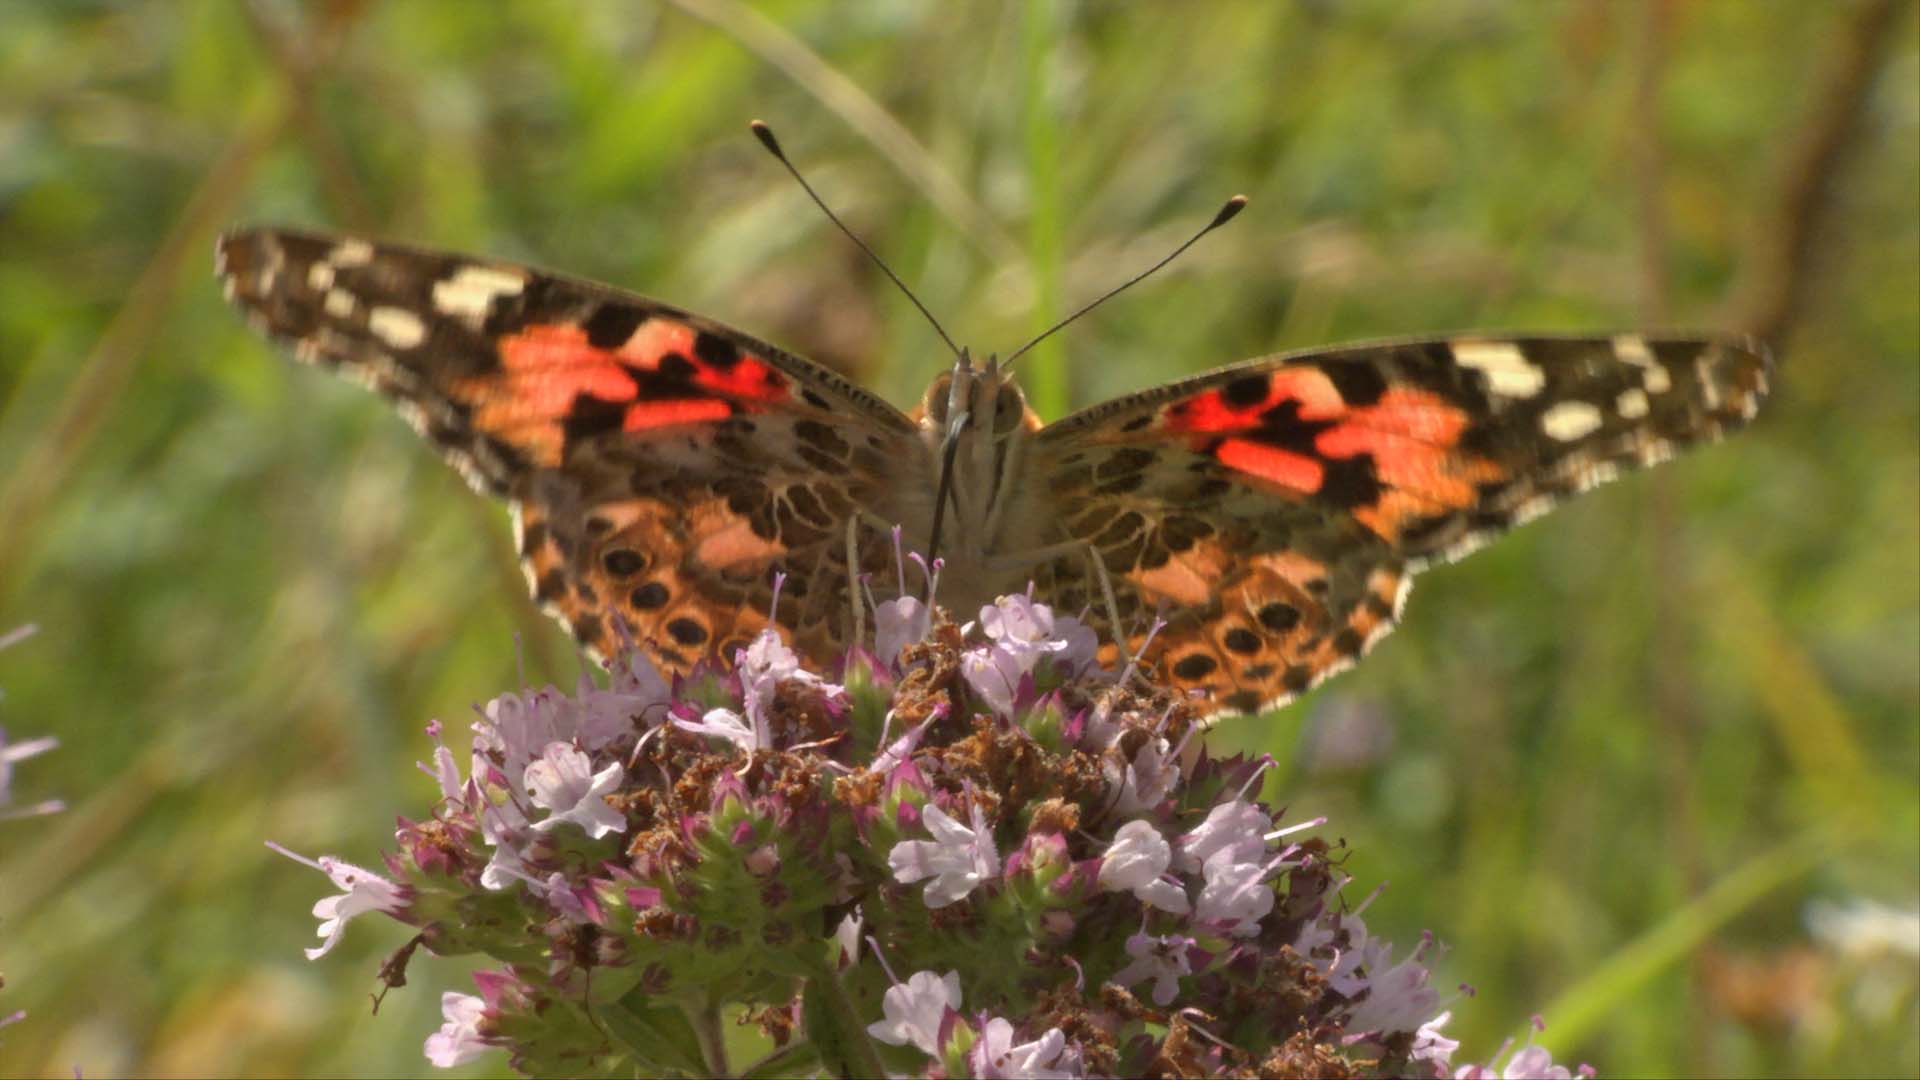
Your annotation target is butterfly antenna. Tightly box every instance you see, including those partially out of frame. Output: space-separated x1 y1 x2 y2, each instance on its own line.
1004 195 1248 367
750 120 963 360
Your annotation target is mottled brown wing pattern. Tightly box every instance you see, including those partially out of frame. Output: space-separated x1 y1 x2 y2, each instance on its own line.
1031 334 1771 717
217 227 917 671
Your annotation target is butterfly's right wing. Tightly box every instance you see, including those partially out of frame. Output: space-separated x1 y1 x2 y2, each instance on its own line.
218 227 923 668
1028 333 1771 719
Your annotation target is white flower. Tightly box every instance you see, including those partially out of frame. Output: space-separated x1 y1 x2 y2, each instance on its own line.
524 743 626 838
542 872 593 924
874 594 932 668
1173 796 1272 873
1104 736 1177 817
674 706 760 753
478 795 534 891
1097 820 1189 914
1048 613 1103 678
1345 937 1441 1036
972 1018 1082 1079
421 740 464 802
738 627 842 732
960 645 1025 718
269 844 408 960
979 592 1054 647
833 910 865 968
1411 1011 1462 1070
866 969 962 1056
423 991 490 1067
1112 930 1194 1006
888 800 1000 908
1193 848 1275 935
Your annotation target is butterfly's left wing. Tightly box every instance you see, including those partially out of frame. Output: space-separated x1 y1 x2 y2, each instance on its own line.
1029 334 1771 718
217 227 922 670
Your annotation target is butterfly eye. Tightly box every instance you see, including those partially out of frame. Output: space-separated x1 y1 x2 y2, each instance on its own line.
993 385 1024 435
923 373 953 425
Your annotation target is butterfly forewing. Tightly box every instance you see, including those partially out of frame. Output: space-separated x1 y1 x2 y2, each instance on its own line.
217 227 922 669
1029 334 1771 716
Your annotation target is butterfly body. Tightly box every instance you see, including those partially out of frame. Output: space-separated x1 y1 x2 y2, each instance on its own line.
218 226 1769 718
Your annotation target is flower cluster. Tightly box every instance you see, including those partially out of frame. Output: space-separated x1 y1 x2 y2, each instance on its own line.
278 580 1591 1077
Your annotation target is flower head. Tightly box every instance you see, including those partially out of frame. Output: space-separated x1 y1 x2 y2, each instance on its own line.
269 581 1591 1077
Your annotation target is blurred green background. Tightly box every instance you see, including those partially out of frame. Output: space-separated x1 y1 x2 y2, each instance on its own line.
1 1 1914 1076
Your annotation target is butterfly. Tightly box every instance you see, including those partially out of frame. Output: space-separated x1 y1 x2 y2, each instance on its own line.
216 223 1769 720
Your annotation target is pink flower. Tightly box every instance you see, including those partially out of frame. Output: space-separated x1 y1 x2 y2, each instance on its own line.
971 1018 1083 1079
423 991 491 1067
269 843 409 959
866 969 962 1055
1193 848 1276 935
875 593 932 669
1097 820 1189 914
1113 930 1195 1006
888 799 999 908
1174 796 1272 873
674 706 760 753
524 743 626 838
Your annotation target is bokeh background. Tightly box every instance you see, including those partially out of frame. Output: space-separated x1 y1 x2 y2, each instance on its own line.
1 1 1914 1076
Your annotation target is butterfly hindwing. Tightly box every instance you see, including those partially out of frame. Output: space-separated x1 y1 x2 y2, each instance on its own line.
217 227 916 669
1032 334 1771 715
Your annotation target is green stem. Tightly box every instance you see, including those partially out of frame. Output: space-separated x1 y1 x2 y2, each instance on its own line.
690 998 731 1076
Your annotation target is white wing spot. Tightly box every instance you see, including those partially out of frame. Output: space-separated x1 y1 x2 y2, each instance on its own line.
306 262 336 291
369 306 427 349
433 265 528 320
1612 334 1672 394
1616 387 1650 419
1541 401 1604 441
323 288 355 319
1694 356 1722 411
329 239 375 267
1451 340 1545 398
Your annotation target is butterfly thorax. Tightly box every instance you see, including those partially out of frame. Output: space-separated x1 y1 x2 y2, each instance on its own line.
898 352 1053 612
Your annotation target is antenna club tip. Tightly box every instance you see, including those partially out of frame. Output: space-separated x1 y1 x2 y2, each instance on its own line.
1213 195 1250 227
749 119 783 156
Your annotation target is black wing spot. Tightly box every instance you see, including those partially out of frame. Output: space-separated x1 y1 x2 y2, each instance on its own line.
630 582 670 610
1172 653 1219 680
1222 628 1262 655
1257 602 1301 633
1317 455 1383 509
1223 689 1264 714
535 568 569 603
1222 374 1271 409
801 389 832 410
582 304 647 348
657 351 698 380
1332 628 1364 656
666 617 709 647
692 331 742 370
1325 361 1388 406
602 549 647 577
1281 664 1314 692
562 396 627 445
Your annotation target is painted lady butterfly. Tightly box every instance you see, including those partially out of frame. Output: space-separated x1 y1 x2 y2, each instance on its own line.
217 203 1768 719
